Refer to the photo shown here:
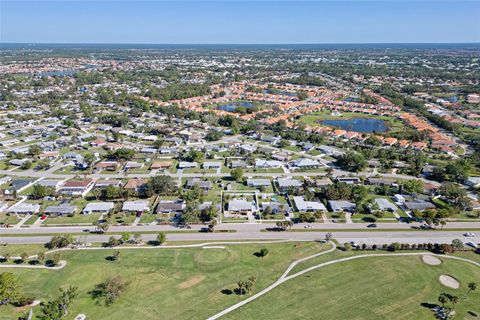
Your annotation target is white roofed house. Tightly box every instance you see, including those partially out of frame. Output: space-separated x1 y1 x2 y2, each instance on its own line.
228 199 256 214
328 200 356 213
122 201 150 215
260 202 291 215
0 176 12 186
393 194 406 204
83 202 114 214
466 177 480 188
178 161 197 169
44 203 77 216
0 201 8 213
9 158 30 167
185 178 212 191
247 179 271 188
36 179 65 191
230 160 247 169
255 159 282 169
373 198 398 212
202 162 222 169
124 161 144 170
294 196 327 212
8 202 40 215
277 178 303 192
290 158 321 169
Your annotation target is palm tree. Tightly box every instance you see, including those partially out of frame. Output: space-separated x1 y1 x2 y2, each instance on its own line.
440 220 446 230
450 295 459 308
438 293 448 307
2 252 11 262
465 282 477 298
37 251 46 264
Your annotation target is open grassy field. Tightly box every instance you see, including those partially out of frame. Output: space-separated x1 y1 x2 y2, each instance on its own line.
0 241 328 320
226 253 480 320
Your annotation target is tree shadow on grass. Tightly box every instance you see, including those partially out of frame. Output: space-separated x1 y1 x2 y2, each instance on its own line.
221 289 233 295
420 302 438 310
361 217 376 223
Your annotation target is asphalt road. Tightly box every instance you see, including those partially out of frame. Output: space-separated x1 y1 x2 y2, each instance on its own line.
2 221 480 235
1 230 478 246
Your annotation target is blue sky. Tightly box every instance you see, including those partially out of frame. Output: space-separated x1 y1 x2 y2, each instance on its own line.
1 1 479 43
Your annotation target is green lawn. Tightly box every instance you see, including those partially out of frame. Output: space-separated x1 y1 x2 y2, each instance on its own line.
0 212 20 226
226 253 480 320
42 212 102 225
0 242 327 320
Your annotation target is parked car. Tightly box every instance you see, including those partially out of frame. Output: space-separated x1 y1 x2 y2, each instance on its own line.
465 241 477 248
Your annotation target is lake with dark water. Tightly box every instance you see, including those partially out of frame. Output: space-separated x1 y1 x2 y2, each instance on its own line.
321 117 388 133
218 102 253 112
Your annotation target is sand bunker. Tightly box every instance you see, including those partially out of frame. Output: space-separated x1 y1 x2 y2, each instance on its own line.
422 255 442 265
439 275 460 289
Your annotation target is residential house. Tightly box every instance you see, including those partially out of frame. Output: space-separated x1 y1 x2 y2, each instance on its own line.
291 158 321 168
373 198 398 212
95 161 119 171
230 160 247 169
255 159 282 169
124 161 144 170
260 202 291 214
314 177 333 188
466 177 480 188
328 200 356 212
122 201 150 214
367 178 397 187
247 179 271 188
94 179 122 188
0 176 12 186
37 179 64 191
203 162 222 170
8 202 40 214
404 200 436 212
336 177 362 184
44 203 77 216
185 178 212 191
178 161 197 169
59 179 94 197
83 202 114 214
150 160 173 170
293 196 327 212
228 199 255 214
277 179 303 191
156 199 186 214
123 178 148 193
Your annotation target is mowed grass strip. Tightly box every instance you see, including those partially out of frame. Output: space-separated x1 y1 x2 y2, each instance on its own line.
0 242 328 320
225 255 480 320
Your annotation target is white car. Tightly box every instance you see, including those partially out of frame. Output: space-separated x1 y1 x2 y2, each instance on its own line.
464 232 476 237
465 241 477 248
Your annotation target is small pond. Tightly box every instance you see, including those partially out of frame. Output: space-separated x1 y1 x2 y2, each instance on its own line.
218 102 254 112
321 117 388 133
